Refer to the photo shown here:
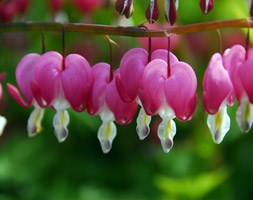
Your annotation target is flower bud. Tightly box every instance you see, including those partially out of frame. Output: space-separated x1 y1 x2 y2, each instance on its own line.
145 0 159 24
200 0 214 14
165 0 178 25
115 0 134 18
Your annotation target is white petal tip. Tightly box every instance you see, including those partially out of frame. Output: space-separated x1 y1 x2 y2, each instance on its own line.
97 120 117 154
136 108 151 140
99 139 112 154
213 130 223 144
55 128 68 143
136 125 150 140
157 118 176 153
0 116 7 136
207 105 230 144
160 138 174 153
236 99 253 133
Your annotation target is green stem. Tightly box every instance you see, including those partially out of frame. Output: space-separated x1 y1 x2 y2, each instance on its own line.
0 18 252 37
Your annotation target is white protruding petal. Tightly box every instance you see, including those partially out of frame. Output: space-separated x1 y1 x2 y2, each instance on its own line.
175 0 179 10
27 107 45 137
157 118 176 153
98 120 117 154
236 97 253 133
136 107 151 140
207 105 230 144
204 0 209 13
0 115 7 136
246 0 252 10
53 109 70 143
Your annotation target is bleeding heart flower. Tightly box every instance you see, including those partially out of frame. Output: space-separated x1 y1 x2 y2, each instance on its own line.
0 73 7 136
236 47 253 132
139 50 197 153
115 48 150 140
203 52 234 144
7 53 45 137
31 51 92 142
222 44 253 133
88 62 138 153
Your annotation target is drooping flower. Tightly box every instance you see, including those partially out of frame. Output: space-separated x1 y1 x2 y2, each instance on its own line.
139 50 197 153
200 0 214 14
7 53 45 137
0 73 7 136
203 52 234 144
115 48 150 140
88 62 138 153
236 47 253 132
221 44 253 133
31 51 92 142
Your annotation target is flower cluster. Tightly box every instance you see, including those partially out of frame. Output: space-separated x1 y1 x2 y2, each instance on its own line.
203 44 253 144
115 0 214 25
6 44 253 153
7 48 198 154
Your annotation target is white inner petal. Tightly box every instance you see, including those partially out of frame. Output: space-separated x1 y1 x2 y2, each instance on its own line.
136 107 151 140
158 106 176 153
158 118 176 153
175 0 179 10
165 0 170 17
98 120 117 154
205 0 210 13
236 95 253 133
27 107 45 137
0 115 7 136
207 104 230 144
53 109 70 143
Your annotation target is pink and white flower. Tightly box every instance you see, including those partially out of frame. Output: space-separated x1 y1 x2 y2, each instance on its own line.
88 62 138 153
31 51 92 142
203 52 234 143
139 50 197 153
7 53 45 137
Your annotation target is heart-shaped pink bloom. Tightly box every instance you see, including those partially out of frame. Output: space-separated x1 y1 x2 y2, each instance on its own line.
223 45 246 102
88 62 137 125
203 53 234 115
139 52 197 152
7 53 40 107
203 52 234 143
239 48 253 103
115 48 148 103
164 62 197 121
32 51 92 112
7 53 45 137
139 51 184 116
88 62 137 153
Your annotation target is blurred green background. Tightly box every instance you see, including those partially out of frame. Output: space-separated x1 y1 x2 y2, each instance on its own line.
0 0 253 199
